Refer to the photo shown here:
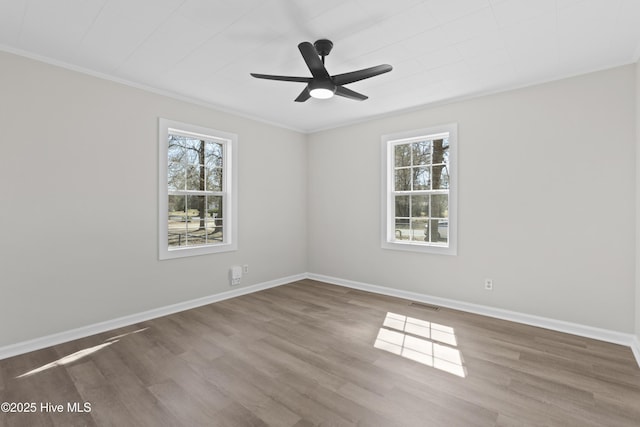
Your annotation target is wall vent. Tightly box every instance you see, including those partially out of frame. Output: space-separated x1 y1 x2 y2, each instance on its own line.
409 302 440 311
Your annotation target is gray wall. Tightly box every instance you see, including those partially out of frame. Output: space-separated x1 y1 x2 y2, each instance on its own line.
308 65 636 333
0 51 308 347
1 49 638 349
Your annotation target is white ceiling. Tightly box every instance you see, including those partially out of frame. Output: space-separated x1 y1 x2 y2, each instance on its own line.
1 0 639 133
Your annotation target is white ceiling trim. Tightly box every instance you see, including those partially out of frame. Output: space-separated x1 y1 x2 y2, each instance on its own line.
0 43 304 133
2 41 637 136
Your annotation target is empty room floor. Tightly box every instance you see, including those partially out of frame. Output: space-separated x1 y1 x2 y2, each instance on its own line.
1 279 639 426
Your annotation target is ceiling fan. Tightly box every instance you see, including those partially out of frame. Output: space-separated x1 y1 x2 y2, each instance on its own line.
250 39 392 102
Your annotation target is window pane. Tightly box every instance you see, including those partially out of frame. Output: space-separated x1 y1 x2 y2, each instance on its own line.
207 219 223 243
431 194 448 218
395 195 410 218
168 162 185 191
411 218 428 241
207 196 223 221
206 219 222 245
207 196 223 243
169 229 188 247
432 165 449 189
412 140 431 166
395 169 411 191
426 219 448 244
432 139 447 166
205 142 223 168
442 142 450 164
168 139 187 161
437 220 449 244
168 195 186 218
183 195 204 247
168 135 204 191
205 142 223 191
206 166 223 191
186 195 204 219
186 230 206 246
395 218 410 241
395 144 411 167
168 140 189 191
185 164 202 191
185 138 202 154
168 195 187 247
411 195 429 217
413 167 431 190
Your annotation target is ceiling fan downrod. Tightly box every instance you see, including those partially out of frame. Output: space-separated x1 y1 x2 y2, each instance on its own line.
314 39 333 65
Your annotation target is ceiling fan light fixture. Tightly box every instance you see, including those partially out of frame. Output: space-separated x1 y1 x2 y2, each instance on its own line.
308 80 336 99
309 87 334 99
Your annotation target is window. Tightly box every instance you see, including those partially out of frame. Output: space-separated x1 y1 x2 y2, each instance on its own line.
381 124 457 255
159 118 237 259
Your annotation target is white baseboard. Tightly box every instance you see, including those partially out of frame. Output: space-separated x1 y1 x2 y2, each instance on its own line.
3 272 639 369
631 336 640 368
307 273 640 364
0 273 306 361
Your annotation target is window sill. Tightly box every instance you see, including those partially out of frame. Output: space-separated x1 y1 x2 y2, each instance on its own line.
159 242 237 260
381 240 457 256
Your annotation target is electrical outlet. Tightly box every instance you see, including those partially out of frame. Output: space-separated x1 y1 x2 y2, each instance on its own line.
243 264 249 274
484 279 493 291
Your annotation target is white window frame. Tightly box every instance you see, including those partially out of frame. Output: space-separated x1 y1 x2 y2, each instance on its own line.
381 123 457 255
158 118 238 260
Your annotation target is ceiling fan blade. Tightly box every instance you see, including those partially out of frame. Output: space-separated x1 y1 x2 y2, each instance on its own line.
332 64 393 86
294 87 311 102
250 73 311 83
298 42 330 80
335 85 368 101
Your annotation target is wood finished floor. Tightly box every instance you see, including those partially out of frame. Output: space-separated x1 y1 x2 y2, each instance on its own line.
1 279 639 426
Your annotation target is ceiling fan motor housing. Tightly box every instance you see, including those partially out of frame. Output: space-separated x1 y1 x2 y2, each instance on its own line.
314 39 334 57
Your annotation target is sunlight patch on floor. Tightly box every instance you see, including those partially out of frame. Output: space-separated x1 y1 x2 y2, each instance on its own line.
16 327 149 379
374 312 466 377
16 341 118 378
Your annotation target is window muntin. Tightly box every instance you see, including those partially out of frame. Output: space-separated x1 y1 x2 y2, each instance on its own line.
382 124 457 255
159 119 237 259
